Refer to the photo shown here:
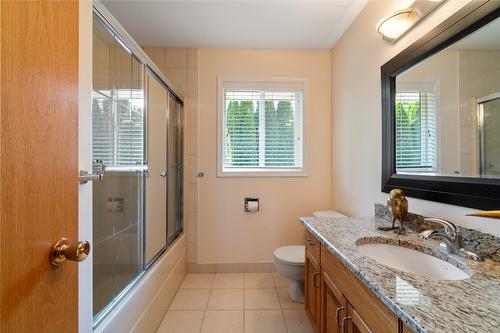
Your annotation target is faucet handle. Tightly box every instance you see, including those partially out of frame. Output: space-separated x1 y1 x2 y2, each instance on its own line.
419 229 437 239
458 248 483 261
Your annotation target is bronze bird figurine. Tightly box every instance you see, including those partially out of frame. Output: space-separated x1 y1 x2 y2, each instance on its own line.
378 189 408 234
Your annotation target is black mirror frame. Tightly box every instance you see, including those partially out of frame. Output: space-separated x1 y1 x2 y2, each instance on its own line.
381 0 500 210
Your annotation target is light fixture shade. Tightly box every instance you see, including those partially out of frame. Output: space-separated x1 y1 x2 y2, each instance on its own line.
377 8 421 41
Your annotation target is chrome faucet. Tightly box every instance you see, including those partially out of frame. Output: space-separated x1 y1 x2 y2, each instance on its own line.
419 217 482 261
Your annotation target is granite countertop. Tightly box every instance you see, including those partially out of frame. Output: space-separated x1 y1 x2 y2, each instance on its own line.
299 216 500 333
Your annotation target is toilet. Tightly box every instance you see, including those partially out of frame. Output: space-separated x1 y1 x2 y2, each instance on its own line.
273 210 346 303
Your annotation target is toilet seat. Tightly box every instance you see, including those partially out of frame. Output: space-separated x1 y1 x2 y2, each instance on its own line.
273 245 305 266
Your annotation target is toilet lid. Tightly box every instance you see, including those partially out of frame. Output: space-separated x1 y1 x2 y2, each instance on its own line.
273 245 305 265
313 210 346 218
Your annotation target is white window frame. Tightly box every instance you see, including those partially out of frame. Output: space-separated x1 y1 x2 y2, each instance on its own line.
217 76 307 177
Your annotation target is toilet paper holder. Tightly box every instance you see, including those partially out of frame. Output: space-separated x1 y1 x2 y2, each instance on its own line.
244 197 259 212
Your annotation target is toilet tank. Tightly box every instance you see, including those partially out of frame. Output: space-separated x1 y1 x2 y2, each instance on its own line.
312 210 346 218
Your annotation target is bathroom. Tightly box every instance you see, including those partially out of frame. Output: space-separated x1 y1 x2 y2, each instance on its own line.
0 0 499 332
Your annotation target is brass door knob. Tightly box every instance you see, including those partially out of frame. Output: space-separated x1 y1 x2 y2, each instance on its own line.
49 238 90 266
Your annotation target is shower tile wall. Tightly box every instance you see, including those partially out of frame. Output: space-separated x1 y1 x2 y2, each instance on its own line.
458 49 500 175
142 47 199 266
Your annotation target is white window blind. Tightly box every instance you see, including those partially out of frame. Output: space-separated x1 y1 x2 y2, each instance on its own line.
395 91 437 172
92 88 144 169
221 83 304 174
115 89 145 166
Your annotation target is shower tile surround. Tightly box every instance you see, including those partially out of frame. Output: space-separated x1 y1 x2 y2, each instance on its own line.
141 48 280 274
299 207 500 333
143 47 199 265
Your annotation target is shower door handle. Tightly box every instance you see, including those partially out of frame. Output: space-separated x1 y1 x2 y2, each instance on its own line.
79 160 105 184
79 170 104 184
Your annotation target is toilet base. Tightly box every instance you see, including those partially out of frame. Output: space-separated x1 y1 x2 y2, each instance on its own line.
288 280 304 303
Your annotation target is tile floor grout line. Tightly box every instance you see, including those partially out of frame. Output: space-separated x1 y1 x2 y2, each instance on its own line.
281 307 289 333
199 282 214 333
243 277 246 333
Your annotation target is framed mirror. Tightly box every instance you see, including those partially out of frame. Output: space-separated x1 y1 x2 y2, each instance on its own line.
381 1 500 210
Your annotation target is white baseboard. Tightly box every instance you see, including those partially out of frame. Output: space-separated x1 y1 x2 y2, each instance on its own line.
188 262 275 273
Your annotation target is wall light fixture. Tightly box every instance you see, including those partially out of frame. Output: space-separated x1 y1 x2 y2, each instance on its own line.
377 0 446 42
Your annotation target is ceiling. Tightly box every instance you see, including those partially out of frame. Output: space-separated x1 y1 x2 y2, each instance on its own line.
102 0 367 50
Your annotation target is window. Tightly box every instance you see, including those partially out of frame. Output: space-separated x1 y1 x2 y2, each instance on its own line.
218 78 305 176
395 89 437 173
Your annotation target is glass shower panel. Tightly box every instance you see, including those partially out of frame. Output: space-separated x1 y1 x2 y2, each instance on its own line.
145 73 168 264
481 97 500 177
174 96 184 236
167 93 184 244
92 15 145 319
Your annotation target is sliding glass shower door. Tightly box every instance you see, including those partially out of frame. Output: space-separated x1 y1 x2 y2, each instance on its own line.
92 9 184 323
479 94 500 177
144 73 184 265
145 73 168 264
92 15 145 318
168 92 184 244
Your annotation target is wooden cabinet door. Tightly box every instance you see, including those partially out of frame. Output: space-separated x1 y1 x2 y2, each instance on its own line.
305 250 321 332
321 270 348 333
348 304 373 333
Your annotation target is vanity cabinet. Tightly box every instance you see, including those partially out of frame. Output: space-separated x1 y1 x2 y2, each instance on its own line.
347 305 372 333
304 230 401 333
305 248 321 332
320 270 347 333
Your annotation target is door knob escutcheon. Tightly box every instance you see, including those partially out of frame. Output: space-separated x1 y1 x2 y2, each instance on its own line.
49 238 90 266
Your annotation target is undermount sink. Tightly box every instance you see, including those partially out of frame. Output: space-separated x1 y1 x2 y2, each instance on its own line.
356 242 470 281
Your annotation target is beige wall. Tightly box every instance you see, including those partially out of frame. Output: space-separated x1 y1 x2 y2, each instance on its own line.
197 49 332 264
331 0 500 236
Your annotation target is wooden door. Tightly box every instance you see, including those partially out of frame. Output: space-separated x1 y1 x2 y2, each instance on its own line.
305 250 321 332
1 1 79 332
321 270 348 333
348 305 373 333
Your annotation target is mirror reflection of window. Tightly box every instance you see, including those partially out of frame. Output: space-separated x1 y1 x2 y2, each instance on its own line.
394 17 500 178
395 89 437 174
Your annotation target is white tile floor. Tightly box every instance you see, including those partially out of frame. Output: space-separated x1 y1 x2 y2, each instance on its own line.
157 272 313 333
